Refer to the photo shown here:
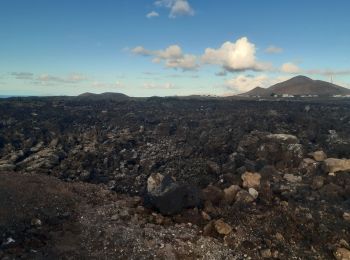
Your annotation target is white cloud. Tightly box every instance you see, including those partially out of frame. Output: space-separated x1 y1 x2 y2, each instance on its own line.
10 72 34 80
92 80 124 88
131 44 198 71
37 74 66 83
68 73 88 82
155 0 194 18
11 71 128 90
167 73 199 78
202 37 271 72
170 0 194 17
305 69 350 76
279 65 350 77
132 37 318 76
265 45 283 54
165 54 197 70
132 45 183 59
131 46 153 56
37 73 88 84
143 82 176 89
157 45 183 59
224 74 289 93
155 0 173 8
281 62 301 74
91 81 106 88
224 74 269 93
146 11 159 18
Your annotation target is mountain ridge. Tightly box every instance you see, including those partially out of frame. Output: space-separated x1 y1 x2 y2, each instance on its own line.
239 75 350 97
77 92 130 101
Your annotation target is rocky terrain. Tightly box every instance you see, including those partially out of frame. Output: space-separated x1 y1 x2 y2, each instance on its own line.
240 76 350 97
0 96 350 259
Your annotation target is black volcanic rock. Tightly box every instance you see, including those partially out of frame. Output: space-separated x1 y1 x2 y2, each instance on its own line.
77 92 130 101
144 174 201 215
1 97 350 259
240 75 350 97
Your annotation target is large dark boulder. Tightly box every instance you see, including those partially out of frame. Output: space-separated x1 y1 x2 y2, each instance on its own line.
144 173 201 215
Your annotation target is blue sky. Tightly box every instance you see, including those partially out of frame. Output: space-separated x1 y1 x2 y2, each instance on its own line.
1 0 350 96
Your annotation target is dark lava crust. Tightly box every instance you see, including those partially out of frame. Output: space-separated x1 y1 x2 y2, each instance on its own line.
0 97 349 259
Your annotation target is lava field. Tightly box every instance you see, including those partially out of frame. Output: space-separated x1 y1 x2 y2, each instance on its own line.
0 97 350 259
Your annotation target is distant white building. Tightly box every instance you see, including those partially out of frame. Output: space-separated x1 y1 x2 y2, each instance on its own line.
301 95 318 98
333 94 350 98
282 94 294 98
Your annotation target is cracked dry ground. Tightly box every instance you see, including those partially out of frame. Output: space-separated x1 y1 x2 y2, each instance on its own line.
0 98 350 259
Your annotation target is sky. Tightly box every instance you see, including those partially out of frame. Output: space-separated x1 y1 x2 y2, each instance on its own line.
1 0 350 97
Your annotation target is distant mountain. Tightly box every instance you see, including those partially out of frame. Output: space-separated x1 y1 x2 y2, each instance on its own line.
240 76 350 97
240 87 269 97
77 92 130 101
0 95 30 98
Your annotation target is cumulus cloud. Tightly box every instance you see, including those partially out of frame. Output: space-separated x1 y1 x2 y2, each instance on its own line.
202 37 272 72
143 82 176 89
131 45 198 71
146 11 159 18
265 45 283 54
131 46 153 56
132 37 312 75
155 45 182 59
10 72 34 80
164 54 197 70
169 0 194 17
281 62 301 74
155 0 194 18
224 74 269 93
224 74 289 93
